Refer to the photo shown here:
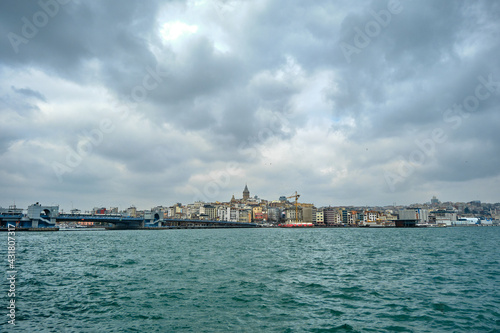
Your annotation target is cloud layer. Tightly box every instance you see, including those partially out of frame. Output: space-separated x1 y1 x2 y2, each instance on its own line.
1 0 499 211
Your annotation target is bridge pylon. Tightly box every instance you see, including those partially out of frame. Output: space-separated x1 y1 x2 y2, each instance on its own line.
27 203 59 227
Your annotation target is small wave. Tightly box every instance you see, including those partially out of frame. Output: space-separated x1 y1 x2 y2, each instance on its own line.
122 259 138 265
432 302 455 313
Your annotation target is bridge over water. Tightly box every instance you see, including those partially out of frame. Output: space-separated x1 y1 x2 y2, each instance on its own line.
57 215 258 229
1 203 258 229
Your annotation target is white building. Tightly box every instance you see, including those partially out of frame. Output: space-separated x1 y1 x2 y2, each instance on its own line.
217 206 240 222
399 208 429 224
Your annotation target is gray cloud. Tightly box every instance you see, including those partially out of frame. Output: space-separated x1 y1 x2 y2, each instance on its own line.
11 86 47 102
0 0 499 210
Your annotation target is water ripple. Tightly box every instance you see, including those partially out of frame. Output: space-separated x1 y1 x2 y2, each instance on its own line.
1 228 499 332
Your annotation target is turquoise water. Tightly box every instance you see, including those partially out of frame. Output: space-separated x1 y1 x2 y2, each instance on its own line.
1 227 499 332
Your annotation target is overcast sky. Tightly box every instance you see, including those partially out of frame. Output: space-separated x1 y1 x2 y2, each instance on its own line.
1 0 499 211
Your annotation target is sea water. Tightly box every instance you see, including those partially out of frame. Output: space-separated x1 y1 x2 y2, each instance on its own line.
1 227 499 332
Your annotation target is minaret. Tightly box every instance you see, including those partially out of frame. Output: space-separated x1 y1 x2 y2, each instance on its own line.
243 184 250 201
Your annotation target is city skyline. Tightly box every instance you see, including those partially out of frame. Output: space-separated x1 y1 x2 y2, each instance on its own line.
1 1 500 212
2 186 498 229
1 184 497 214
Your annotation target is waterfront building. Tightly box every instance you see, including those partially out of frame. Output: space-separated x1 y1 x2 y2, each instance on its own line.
126 206 137 218
200 204 217 220
365 211 378 222
186 202 204 219
377 211 397 226
253 211 266 223
217 206 240 222
323 208 341 225
252 206 262 221
167 206 175 218
229 207 240 222
349 211 356 224
93 207 107 214
431 210 458 226
217 206 227 221
267 207 281 223
167 203 185 219
302 206 315 224
0 205 23 215
342 209 349 224
315 211 324 225
285 207 303 224
356 211 365 224
399 208 429 224
340 209 346 224
238 209 251 223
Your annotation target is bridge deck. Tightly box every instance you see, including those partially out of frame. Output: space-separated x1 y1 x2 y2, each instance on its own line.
2 214 258 228
57 215 258 227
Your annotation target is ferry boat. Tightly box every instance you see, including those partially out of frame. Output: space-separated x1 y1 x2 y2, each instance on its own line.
58 223 105 231
278 223 314 228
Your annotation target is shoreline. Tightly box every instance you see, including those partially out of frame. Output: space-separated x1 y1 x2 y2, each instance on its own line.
1 224 498 232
